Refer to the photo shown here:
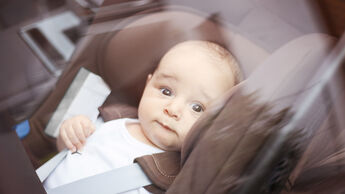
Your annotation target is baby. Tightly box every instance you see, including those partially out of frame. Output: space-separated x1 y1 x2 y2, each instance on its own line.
44 40 242 192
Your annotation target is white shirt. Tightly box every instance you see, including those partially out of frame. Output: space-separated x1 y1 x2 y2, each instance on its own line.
44 118 163 193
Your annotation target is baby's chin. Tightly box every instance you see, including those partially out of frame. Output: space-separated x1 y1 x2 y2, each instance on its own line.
154 139 181 151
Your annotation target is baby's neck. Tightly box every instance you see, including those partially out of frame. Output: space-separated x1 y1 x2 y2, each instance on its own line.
126 122 159 149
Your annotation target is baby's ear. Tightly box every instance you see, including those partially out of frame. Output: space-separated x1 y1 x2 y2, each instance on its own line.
146 74 152 84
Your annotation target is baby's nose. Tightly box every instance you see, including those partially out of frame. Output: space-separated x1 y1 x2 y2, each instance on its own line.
164 100 184 120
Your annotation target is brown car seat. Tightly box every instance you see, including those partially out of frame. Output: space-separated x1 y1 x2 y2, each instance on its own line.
23 4 343 194
24 6 269 167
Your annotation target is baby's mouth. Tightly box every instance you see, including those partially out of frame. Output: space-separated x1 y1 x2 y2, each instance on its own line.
156 121 174 132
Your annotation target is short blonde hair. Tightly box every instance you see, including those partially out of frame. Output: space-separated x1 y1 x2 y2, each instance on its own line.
159 40 243 86
203 41 243 85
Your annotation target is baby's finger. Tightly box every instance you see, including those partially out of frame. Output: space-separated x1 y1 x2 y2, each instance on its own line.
66 125 83 151
73 122 86 144
60 130 75 152
81 120 95 137
88 123 96 136
82 125 91 138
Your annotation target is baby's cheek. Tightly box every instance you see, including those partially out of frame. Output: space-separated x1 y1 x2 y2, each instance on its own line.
184 116 199 136
189 115 200 128
180 125 193 142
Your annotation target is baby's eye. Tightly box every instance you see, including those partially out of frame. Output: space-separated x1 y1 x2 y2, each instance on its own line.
191 103 204 113
160 88 172 96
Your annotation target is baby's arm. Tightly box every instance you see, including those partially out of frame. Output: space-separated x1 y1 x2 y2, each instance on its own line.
57 115 96 151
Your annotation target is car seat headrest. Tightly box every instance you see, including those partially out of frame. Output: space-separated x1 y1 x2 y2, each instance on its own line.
243 33 336 112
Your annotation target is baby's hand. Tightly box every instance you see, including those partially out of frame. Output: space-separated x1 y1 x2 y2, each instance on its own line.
58 115 95 152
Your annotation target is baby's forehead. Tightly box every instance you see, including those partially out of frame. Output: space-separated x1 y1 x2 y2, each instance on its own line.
155 57 234 95
165 41 230 65
161 43 230 70
155 41 237 86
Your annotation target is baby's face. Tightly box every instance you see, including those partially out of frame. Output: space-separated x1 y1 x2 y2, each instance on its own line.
138 42 235 151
